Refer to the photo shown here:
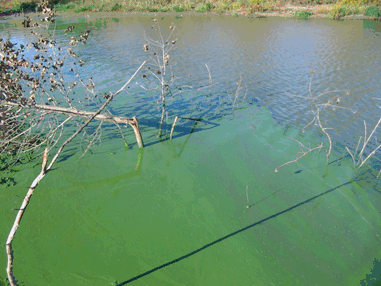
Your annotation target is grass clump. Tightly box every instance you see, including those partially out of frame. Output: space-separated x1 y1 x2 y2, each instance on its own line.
142 7 159 12
364 6 380 17
111 3 122 11
19 1 38 12
74 5 93 12
54 2 76 11
196 2 213 12
1 0 381 19
172 6 184 12
293 10 312 19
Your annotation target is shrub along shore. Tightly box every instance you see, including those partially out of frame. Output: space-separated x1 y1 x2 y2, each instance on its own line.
0 0 381 20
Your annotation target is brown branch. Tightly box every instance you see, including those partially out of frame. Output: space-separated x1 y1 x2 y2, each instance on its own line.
5 61 145 285
1 101 135 125
170 116 179 140
6 158 47 286
1 100 144 148
112 119 129 148
275 138 323 172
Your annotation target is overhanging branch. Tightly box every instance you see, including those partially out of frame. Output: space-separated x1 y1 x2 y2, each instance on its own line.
1 100 144 148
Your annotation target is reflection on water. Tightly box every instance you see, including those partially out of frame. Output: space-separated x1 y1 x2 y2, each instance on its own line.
1 14 381 286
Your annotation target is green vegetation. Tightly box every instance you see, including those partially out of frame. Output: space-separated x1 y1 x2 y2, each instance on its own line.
74 4 93 12
54 2 76 10
293 10 312 19
111 2 122 10
19 1 39 12
364 6 380 16
173 6 184 12
0 0 380 18
196 2 213 12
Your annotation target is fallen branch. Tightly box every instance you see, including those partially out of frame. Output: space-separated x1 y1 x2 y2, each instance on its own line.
1 100 144 148
6 148 49 286
170 116 179 140
275 138 323 172
5 61 145 286
169 116 203 140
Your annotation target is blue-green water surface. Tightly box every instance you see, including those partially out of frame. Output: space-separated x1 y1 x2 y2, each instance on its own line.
1 14 381 286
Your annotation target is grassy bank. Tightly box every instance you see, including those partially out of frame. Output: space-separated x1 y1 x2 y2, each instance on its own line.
1 0 381 19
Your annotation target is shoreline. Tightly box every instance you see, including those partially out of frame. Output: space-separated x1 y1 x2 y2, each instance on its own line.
1 1 381 20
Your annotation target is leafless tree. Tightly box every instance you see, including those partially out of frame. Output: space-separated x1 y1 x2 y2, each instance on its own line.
1 3 144 167
140 20 218 139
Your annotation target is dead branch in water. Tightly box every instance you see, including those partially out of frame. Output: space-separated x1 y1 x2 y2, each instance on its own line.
4 7 146 282
277 69 381 175
275 138 323 172
5 60 144 285
1 100 144 148
276 69 352 172
170 116 179 140
141 21 216 139
344 116 381 176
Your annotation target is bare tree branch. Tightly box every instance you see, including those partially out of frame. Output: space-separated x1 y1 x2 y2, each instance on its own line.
5 59 145 285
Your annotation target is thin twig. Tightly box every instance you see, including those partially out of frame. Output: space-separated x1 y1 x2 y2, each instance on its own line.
345 146 356 167
205 64 212 85
170 116 179 140
5 62 145 285
275 138 323 172
358 118 381 166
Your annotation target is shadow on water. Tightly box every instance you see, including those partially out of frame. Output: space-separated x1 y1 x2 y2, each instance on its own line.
137 118 219 149
53 114 214 168
246 187 284 209
115 173 367 286
293 154 350 175
53 88 253 163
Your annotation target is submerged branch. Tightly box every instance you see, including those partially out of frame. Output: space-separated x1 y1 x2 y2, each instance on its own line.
5 61 145 285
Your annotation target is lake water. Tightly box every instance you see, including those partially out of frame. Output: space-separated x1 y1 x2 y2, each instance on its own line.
1 12 381 286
